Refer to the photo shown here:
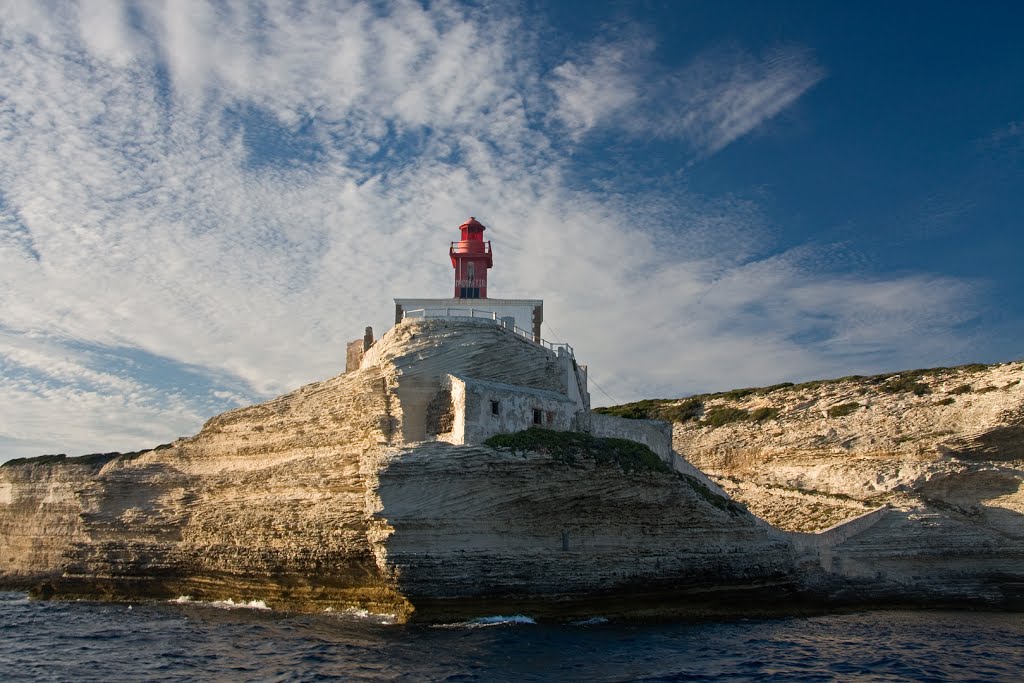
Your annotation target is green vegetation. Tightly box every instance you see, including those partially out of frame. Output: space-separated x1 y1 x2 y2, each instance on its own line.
593 397 703 423
2 451 123 469
660 398 703 422
2 443 174 468
881 374 932 396
702 406 749 427
484 428 670 474
595 361 997 423
935 397 956 406
827 402 861 418
750 407 780 422
948 384 973 395
593 399 665 420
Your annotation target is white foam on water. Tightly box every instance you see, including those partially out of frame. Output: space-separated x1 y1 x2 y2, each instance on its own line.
210 599 270 611
433 614 537 629
168 596 270 611
322 607 398 625
571 616 609 626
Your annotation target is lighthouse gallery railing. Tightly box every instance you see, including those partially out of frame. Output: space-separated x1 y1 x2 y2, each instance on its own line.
401 307 574 358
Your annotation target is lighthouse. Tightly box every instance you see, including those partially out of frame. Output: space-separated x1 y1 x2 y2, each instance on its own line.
394 216 543 342
450 217 493 299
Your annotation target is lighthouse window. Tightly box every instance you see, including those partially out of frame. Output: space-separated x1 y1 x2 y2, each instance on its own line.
491 400 500 416
533 409 542 425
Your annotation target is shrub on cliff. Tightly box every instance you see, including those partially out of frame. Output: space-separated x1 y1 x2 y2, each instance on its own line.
593 399 665 420
702 406 749 427
881 374 932 396
827 402 861 418
2 451 123 469
484 428 670 474
660 398 703 423
750 407 780 422
593 397 703 423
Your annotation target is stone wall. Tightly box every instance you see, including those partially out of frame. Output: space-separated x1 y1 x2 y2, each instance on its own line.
345 338 364 373
370 318 570 443
589 413 673 461
445 375 577 445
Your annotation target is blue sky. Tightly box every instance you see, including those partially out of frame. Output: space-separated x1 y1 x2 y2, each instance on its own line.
1 0 1021 461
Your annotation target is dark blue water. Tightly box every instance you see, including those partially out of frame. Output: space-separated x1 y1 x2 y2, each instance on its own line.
1 592 1021 682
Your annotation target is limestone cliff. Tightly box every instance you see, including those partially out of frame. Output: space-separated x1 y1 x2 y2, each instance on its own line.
3 323 1022 618
602 362 1024 608
0 320 796 621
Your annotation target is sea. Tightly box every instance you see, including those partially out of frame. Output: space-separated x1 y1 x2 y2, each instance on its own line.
1 592 1022 682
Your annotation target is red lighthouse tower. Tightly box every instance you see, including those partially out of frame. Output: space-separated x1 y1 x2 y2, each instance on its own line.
450 217 493 299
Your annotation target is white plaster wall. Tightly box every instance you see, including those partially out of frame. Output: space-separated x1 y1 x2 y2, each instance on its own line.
395 298 541 336
450 375 577 444
559 353 590 412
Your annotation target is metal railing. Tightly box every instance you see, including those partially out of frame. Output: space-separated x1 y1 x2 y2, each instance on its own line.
450 240 492 254
401 307 574 358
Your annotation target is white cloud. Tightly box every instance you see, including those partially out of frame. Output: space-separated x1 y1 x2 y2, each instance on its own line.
549 38 825 155
0 1 982 460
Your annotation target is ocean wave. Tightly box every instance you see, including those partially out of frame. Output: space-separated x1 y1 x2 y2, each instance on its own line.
168 596 270 611
432 614 537 629
571 616 609 626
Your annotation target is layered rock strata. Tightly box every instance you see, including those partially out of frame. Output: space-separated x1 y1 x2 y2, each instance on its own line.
662 362 1024 608
3 323 1022 618
0 320 793 621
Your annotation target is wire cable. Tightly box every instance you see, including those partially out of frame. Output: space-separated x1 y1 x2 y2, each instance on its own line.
586 371 620 406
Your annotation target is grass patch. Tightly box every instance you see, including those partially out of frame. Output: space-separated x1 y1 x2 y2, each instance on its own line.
750 407 780 422
702 406 749 427
484 428 670 474
827 402 861 418
948 384 972 395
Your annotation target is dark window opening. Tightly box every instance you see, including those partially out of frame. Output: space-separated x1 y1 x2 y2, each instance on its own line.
533 409 542 425
491 400 500 416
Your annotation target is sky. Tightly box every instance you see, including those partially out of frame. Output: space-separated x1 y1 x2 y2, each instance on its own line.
1 0 1022 461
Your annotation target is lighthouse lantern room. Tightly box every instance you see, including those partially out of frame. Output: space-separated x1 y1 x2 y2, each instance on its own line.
450 217 492 299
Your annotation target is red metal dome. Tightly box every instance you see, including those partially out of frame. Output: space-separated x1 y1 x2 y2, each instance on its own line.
458 216 486 237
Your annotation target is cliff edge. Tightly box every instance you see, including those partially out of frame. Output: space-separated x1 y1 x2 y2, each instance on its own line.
3 322 1022 619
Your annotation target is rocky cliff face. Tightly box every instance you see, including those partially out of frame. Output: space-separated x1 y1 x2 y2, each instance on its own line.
641 362 1024 608
3 325 1022 618
660 362 1023 529
0 320 798 621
